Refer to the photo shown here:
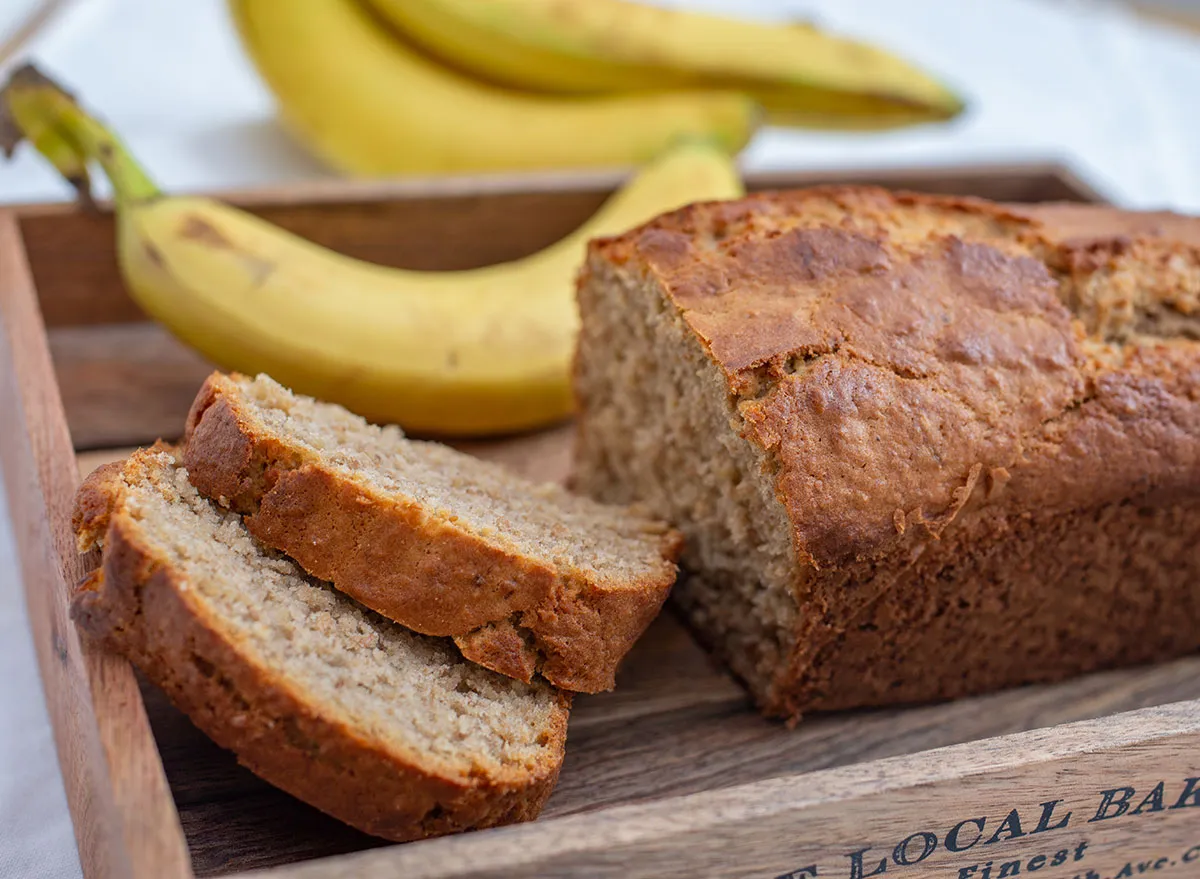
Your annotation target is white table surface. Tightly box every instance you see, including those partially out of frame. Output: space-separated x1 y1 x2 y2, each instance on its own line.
1 1 1198 875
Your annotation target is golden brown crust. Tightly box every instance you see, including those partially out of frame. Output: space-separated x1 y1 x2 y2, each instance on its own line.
250 463 559 635
454 620 538 683
768 497 1200 716
71 460 123 552
69 450 569 842
592 187 1200 567
183 373 680 693
584 186 1200 718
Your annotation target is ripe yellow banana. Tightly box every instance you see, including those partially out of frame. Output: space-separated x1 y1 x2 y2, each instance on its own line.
1 68 744 435
227 0 758 176
364 0 964 129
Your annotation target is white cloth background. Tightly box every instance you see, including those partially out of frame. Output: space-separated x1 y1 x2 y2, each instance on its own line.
1 1 1198 875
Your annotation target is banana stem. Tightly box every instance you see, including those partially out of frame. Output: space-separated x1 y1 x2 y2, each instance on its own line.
12 118 95 205
0 64 160 207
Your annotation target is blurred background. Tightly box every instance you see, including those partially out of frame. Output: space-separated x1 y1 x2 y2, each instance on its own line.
1 0 1199 209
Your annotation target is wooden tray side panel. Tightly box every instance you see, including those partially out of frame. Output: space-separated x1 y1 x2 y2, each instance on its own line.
50 323 212 451
0 212 191 879
268 703 1200 879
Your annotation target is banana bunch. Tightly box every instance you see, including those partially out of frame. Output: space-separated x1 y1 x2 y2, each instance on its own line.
230 0 757 176
1 67 743 435
230 0 963 177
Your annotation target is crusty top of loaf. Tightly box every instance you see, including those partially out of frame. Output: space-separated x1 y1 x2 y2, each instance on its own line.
588 187 1200 569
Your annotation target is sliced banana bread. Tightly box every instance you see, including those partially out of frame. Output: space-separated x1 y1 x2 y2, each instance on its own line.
72 447 569 841
182 372 682 693
572 186 1200 720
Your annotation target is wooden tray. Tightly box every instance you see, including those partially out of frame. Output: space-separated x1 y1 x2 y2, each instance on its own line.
4 163 1199 879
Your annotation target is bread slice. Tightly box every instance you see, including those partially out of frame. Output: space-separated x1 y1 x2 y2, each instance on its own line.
181 372 681 693
71 447 569 841
572 186 1200 720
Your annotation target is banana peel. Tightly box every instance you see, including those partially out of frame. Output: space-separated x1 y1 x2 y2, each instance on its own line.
365 0 965 129
228 0 761 177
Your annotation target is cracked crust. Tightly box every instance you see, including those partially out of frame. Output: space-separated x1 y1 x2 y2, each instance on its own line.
183 373 681 693
70 448 569 841
576 186 1200 718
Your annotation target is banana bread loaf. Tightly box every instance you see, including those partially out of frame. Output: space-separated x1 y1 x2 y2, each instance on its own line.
572 186 1200 720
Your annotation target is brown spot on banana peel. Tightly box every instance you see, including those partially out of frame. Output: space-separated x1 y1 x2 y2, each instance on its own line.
142 240 166 270
238 253 275 287
179 214 235 248
178 213 276 286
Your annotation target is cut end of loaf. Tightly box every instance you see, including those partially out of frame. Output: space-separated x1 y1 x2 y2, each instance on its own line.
71 447 569 840
571 253 796 702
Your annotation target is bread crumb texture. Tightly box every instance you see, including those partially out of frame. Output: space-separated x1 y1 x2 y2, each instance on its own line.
229 373 673 581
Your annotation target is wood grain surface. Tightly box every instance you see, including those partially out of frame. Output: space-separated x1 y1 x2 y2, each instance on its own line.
0 212 192 879
265 702 1200 879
